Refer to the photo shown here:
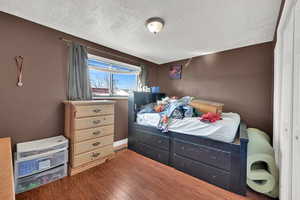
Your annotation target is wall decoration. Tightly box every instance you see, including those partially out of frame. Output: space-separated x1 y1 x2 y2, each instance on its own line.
15 56 24 87
169 64 182 80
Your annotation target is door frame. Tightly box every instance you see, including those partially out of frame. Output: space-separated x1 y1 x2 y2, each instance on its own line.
274 0 300 199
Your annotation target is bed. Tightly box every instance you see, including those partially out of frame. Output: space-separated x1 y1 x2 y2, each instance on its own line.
128 92 248 195
136 112 240 143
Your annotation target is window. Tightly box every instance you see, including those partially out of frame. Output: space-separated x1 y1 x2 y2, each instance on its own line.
88 55 140 97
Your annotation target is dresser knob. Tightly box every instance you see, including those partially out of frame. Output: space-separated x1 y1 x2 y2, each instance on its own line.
93 131 101 135
93 120 101 124
92 142 101 146
92 152 101 157
93 109 101 113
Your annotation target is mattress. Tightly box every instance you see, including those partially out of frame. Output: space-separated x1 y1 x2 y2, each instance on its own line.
136 112 240 143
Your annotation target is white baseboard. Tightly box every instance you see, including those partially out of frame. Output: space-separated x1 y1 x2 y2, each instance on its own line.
113 138 128 151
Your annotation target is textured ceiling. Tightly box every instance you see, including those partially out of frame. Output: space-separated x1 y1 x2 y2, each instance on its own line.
0 0 281 64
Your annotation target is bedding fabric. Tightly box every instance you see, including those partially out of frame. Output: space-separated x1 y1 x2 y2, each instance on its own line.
136 112 240 143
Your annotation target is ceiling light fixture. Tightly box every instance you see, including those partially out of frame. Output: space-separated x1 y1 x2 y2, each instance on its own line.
146 17 165 34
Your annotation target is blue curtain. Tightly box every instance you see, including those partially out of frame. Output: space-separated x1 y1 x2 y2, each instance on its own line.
68 43 92 100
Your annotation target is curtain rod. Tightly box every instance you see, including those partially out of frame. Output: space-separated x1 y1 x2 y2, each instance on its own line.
59 37 142 66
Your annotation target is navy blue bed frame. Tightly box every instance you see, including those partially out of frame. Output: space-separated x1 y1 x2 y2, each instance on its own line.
128 92 248 195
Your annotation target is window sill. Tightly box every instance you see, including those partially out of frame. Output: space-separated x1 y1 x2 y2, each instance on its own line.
93 96 128 100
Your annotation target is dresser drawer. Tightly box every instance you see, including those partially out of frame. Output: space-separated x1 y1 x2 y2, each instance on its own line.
174 139 231 171
72 145 113 168
75 104 114 118
135 143 169 165
73 135 113 155
75 115 114 130
173 154 230 190
136 131 169 151
74 125 114 143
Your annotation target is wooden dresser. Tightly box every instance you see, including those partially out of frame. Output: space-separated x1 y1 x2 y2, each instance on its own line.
0 138 15 200
64 100 115 176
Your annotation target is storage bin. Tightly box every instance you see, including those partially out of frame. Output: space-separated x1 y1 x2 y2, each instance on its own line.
151 86 160 93
16 136 68 159
15 164 67 194
15 150 68 178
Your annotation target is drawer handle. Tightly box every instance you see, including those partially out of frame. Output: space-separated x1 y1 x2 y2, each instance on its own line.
211 156 217 160
93 120 101 124
93 109 102 113
93 131 101 135
212 175 217 179
92 142 101 146
92 152 101 157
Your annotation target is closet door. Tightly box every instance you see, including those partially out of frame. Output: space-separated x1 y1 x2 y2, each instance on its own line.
274 1 298 199
292 4 300 200
275 8 294 200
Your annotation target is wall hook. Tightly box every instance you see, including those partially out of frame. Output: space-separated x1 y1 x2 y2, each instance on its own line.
184 57 193 69
15 56 24 87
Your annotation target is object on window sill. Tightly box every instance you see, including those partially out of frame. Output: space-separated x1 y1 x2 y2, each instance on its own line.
15 56 24 87
93 96 129 100
136 86 151 92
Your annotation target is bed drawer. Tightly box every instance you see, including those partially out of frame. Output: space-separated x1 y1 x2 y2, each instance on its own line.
135 143 169 165
74 125 114 143
72 145 113 168
73 135 113 155
75 115 114 130
75 104 114 118
173 154 230 190
136 131 169 151
174 139 231 171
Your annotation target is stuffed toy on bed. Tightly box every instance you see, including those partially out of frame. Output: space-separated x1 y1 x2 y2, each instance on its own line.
200 112 222 123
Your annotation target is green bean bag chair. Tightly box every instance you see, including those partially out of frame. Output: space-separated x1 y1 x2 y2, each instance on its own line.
247 128 279 198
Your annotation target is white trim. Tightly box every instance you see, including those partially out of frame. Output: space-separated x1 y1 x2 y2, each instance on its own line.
274 1 300 199
93 97 128 100
292 3 300 200
89 66 140 75
88 54 141 72
113 138 128 148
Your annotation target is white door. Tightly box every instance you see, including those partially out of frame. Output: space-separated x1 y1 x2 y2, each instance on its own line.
274 1 300 199
292 3 300 200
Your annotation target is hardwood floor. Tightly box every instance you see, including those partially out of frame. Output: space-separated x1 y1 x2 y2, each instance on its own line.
16 149 271 200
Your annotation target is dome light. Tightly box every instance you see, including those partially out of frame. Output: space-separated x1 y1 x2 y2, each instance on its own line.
146 17 165 34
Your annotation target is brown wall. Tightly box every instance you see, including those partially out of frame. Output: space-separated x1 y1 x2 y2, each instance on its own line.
158 42 274 135
0 11 275 145
0 12 158 145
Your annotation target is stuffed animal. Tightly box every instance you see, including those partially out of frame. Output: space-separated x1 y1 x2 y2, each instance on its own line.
200 112 222 123
154 104 164 112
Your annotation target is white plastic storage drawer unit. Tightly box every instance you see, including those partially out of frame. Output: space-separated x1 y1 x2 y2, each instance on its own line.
15 135 69 194
16 136 68 160
15 164 67 194
15 150 68 178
